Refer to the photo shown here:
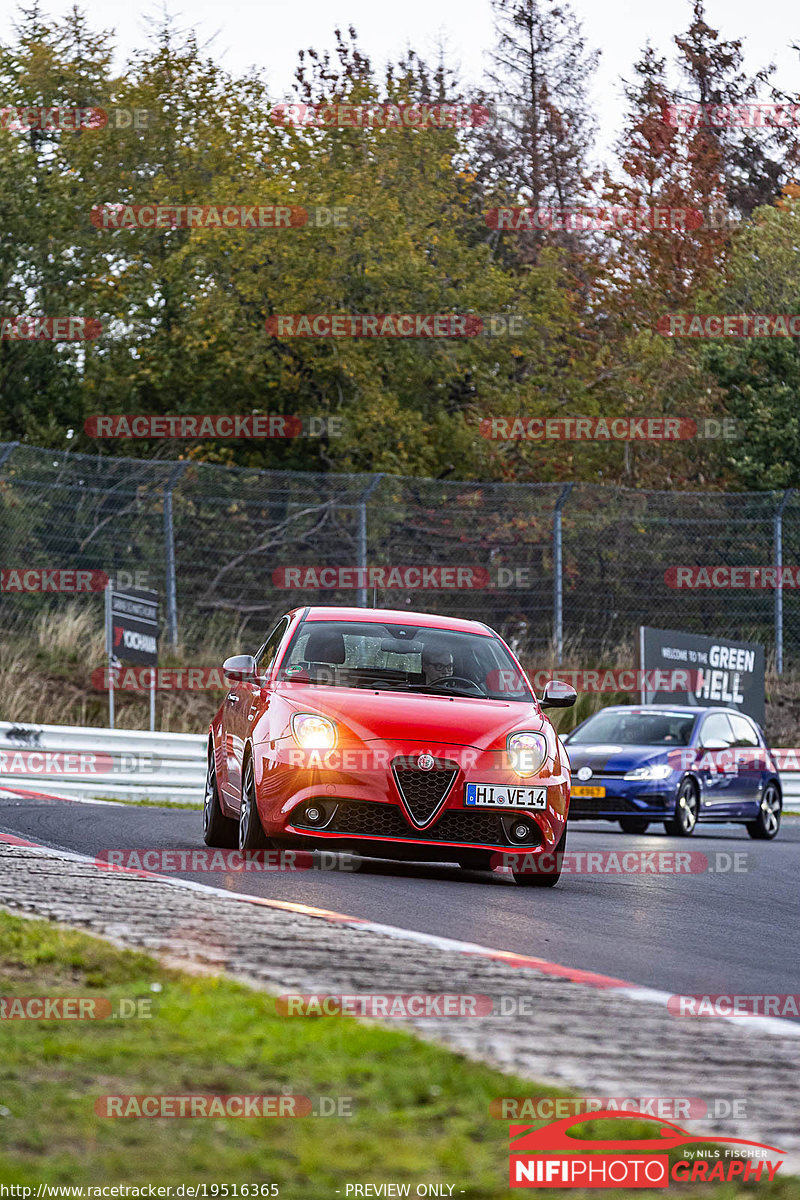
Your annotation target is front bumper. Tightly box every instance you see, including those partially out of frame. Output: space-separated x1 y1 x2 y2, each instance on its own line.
568 776 677 820
255 739 569 853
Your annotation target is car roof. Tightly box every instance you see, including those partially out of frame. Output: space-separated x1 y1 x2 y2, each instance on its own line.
594 705 748 717
294 606 494 636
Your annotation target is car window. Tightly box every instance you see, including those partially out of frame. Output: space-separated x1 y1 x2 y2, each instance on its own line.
728 713 760 747
567 710 696 745
275 620 533 700
255 616 290 674
699 711 736 748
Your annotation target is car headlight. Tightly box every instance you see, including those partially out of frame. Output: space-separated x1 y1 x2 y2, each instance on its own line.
623 763 673 781
291 713 337 750
507 731 548 777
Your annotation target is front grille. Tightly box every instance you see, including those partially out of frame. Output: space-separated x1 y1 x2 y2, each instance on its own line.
300 799 507 845
569 795 634 816
392 757 458 826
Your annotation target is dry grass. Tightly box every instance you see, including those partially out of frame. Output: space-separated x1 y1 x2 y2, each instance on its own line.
0 603 230 732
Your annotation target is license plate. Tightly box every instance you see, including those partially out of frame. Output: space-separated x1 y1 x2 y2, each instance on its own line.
464 783 546 809
571 785 606 798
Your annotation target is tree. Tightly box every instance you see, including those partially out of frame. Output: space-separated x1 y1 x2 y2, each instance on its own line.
703 197 800 489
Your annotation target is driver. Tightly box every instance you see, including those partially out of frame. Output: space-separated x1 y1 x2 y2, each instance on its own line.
422 645 455 685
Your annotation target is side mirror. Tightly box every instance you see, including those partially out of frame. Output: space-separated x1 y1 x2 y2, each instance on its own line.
540 680 577 708
223 654 258 682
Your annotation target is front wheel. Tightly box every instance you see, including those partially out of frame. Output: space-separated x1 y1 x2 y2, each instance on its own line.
619 818 649 834
664 778 699 837
203 745 238 848
513 826 566 887
746 782 782 840
239 756 272 851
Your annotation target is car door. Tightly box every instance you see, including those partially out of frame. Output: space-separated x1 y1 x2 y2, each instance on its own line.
228 617 290 812
726 713 765 812
696 711 738 814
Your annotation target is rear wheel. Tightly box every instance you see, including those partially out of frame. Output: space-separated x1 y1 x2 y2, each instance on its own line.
746 782 782 840
664 777 699 837
202 745 238 848
619 818 649 834
513 826 566 887
239 756 272 851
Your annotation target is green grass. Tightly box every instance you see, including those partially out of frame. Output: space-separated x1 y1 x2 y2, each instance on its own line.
0 911 793 1197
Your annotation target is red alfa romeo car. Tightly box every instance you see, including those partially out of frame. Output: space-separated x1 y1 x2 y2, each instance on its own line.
203 606 576 885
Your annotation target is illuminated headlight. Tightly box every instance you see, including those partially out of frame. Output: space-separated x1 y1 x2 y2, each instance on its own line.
507 731 548 777
623 763 673 782
291 713 337 750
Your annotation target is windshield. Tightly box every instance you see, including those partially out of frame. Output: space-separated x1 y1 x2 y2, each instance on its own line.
276 620 533 701
567 710 696 746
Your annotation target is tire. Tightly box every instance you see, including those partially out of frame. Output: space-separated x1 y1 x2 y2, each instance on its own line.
239 754 272 851
202 744 238 848
513 826 566 887
664 777 699 837
457 851 495 871
619 818 649 834
746 781 782 840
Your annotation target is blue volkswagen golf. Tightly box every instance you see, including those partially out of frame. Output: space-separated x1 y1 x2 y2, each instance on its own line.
564 705 782 838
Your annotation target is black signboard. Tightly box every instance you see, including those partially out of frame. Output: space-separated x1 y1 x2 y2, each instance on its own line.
108 587 159 666
639 626 765 725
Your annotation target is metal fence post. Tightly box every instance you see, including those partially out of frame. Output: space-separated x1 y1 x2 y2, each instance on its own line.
775 489 793 675
553 483 574 665
163 463 188 647
357 474 384 608
0 442 19 471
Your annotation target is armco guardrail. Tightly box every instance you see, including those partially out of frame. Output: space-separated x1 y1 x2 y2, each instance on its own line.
773 750 800 807
0 721 206 805
1 720 799 811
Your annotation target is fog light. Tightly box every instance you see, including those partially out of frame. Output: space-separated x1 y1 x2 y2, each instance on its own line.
305 805 323 824
513 822 530 840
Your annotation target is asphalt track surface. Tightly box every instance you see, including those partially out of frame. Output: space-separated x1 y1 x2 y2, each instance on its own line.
1 790 798 1005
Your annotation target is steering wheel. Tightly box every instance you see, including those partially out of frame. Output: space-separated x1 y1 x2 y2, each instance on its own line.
428 675 487 697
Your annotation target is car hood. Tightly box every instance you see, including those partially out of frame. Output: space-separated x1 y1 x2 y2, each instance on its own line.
565 743 676 773
275 682 542 748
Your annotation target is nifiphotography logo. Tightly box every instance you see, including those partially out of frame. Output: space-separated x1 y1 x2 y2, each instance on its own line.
508 1110 784 1188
